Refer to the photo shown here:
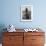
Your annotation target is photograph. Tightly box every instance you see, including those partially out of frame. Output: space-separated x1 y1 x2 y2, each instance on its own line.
21 5 33 21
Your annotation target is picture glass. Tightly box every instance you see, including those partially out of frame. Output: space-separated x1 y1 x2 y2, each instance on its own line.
21 5 33 21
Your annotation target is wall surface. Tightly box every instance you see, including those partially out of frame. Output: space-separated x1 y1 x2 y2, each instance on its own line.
0 0 46 31
0 0 46 43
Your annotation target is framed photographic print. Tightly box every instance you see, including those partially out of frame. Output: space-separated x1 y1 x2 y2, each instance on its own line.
21 5 33 21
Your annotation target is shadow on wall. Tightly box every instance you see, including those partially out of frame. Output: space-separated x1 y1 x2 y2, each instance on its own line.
0 24 7 43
